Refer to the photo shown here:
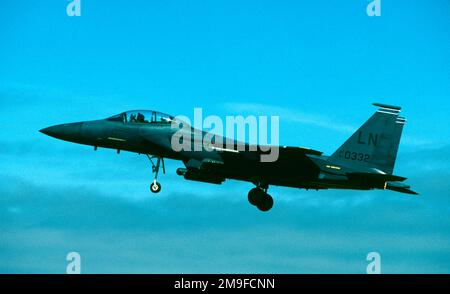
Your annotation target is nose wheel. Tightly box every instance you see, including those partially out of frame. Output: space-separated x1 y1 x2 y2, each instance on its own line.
150 181 161 193
146 155 165 194
247 185 274 212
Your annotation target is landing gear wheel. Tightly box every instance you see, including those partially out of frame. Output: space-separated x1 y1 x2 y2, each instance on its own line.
256 194 273 212
146 155 165 194
248 188 261 206
150 181 161 193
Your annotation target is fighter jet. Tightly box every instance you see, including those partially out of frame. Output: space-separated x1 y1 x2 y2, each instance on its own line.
40 103 417 212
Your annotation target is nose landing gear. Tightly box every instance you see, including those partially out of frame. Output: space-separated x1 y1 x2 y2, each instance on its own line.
146 155 165 194
150 181 161 193
247 184 274 212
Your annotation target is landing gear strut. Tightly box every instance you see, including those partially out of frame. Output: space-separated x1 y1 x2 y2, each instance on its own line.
146 155 165 193
247 183 274 212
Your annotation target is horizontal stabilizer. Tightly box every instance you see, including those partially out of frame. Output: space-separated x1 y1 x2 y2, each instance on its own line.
347 172 407 183
385 181 418 195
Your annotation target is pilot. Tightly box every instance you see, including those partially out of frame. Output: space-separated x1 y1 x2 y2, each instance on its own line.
129 113 137 122
137 113 145 123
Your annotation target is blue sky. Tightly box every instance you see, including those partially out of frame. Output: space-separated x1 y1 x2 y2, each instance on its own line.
0 0 449 273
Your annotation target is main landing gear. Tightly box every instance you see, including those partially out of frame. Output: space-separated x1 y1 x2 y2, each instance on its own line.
247 184 274 212
146 155 165 193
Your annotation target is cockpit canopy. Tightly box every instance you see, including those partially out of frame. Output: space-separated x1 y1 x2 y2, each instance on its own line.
107 110 175 124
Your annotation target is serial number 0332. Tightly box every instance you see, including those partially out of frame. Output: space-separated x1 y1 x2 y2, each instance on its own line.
338 150 370 162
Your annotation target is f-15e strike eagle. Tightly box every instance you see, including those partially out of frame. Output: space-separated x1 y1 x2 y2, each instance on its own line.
40 103 417 212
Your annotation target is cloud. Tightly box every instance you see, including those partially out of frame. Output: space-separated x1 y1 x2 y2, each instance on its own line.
1 112 449 273
1 170 450 273
223 102 436 148
224 102 355 133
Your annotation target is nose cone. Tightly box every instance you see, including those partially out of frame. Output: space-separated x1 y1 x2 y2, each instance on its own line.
39 126 57 136
39 122 83 142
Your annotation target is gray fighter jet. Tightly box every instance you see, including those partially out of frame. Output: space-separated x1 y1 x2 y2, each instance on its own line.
40 103 417 212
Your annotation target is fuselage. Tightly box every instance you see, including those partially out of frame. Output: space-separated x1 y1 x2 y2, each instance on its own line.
39 111 324 189
39 105 417 212
40 108 415 195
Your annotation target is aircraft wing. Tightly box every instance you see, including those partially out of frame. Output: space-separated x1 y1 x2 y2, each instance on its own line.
275 146 323 156
184 145 322 170
195 144 323 184
212 144 322 161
